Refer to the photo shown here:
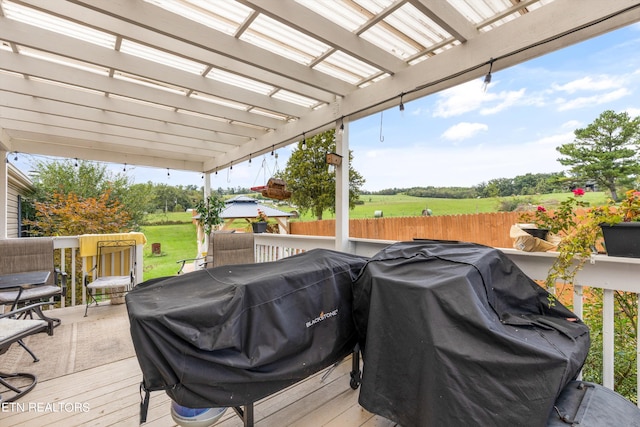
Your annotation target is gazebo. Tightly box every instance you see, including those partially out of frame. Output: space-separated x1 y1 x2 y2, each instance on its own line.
220 196 294 234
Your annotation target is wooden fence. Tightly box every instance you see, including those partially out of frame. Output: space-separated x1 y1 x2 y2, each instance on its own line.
290 212 526 248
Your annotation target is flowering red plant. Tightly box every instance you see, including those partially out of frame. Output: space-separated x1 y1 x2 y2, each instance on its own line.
525 189 588 236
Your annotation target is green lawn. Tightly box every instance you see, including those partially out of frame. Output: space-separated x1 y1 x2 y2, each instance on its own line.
140 223 198 280
138 191 611 281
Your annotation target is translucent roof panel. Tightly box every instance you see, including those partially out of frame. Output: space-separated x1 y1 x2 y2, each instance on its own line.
190 92 249 111
144 0 253 36
113 71 188 96
239 14 331 65
18 47 110 76
272 90 321 108
294 0 369 32
314 50 383 84
205 68 274 96
119 40 207 75
3 1 116 49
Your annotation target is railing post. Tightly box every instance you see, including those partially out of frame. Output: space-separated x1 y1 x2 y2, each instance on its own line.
603 289 615 389
573 283 583 380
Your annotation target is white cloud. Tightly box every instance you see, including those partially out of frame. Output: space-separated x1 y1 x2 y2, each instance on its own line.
441 122 488 141
433 81 487 118
531 132 575 147
352 141 567 191
479 88 526 115
561 120 582 130
433 80 528 118
625 107 640 118
551 75 622 94
556 88 630 111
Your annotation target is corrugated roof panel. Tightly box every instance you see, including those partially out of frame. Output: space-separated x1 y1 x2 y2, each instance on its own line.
240 14 330 66
271 90 321 108
354 0 395 15
110 94 177 111
3 0 116 49
18 47 110 76
190 92 249 111
389 3 452 46
30 77 106 97
205 68 274 95
120 40 207 75
248 107 291 121
144 0 252 36
314 50 381 84
294 0 368 32
113 71 188 96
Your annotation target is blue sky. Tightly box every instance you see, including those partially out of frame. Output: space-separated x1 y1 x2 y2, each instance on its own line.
14 23 640 192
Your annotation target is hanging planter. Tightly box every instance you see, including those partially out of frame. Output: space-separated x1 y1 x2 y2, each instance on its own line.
600 222 640 258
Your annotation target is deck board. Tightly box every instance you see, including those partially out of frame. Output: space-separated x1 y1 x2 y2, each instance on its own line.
0 304 393 426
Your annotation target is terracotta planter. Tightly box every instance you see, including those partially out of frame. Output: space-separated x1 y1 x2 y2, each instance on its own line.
600 222 640 258
252 222 268 233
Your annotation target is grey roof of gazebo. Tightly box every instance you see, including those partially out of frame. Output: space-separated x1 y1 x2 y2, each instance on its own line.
221 196 293 220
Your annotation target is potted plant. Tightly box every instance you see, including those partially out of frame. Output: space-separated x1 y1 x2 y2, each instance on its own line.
251 210 269 233
194 194 226 236
599 189 640 258
522 188 640 288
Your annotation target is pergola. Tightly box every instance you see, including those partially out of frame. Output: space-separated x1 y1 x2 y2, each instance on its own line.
1 0 639 246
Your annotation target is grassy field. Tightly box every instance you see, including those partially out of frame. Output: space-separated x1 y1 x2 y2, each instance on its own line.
138 191 610 280
292 191 610 220
140 223 198 280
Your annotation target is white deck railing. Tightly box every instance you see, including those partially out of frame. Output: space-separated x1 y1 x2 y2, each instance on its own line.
253 234 640 404
50 233 639 404
51 236 145 308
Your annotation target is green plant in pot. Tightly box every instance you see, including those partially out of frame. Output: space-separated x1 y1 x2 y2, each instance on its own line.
524 188 640 288
598 189 640 258
251 210 269 233
194 193 226 236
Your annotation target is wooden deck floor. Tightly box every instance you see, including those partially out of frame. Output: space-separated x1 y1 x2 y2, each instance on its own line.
1 304 396 427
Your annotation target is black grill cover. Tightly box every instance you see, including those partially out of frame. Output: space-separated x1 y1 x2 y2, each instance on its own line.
353 241 590 427
127 249 368 408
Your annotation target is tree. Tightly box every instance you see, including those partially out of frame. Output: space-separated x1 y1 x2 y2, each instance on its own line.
557 110 640 201
24 190 131 236
281 130 365 220
28 159 146 228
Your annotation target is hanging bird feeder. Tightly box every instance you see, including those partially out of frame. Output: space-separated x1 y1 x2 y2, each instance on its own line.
257 177 291 201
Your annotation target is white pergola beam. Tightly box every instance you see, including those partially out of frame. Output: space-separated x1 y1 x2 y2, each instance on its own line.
50 0 355 95
0 75 266 140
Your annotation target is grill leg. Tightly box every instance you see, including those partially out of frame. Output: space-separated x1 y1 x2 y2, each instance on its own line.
233 403 254 427
350 344 362 390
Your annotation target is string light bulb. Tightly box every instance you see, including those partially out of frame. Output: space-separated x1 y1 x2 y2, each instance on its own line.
271 145 275 156
338 118 344 135
399 93 405 112
248 154 252 165
74 158 79 167
13 152 18 161
123 163 127 172
302 133 306 150
482 58 494 92
167 168 170 178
